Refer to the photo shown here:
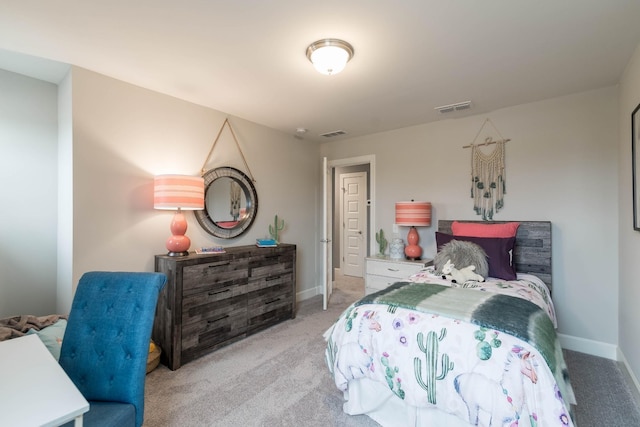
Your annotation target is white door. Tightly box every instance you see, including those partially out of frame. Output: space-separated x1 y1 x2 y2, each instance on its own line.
340 172 367 277
322 157 332 310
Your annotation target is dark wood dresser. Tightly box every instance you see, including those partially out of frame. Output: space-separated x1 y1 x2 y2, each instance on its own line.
153 244 296 370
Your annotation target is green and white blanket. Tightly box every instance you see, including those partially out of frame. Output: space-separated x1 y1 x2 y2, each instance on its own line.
326 280 576 427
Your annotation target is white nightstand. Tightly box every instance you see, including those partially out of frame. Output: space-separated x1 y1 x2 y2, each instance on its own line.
364 256 432 295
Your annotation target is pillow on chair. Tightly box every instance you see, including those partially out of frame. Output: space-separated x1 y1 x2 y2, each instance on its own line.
26 319 67 361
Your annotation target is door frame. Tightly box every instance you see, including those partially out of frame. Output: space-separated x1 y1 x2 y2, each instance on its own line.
327 155 376 276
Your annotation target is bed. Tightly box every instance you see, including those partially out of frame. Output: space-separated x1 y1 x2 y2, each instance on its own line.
324 220 576 427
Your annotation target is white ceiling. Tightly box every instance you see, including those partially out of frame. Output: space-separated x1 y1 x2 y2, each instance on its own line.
1 1 640 143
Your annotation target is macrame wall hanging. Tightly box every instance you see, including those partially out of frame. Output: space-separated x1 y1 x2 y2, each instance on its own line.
463 118 510 220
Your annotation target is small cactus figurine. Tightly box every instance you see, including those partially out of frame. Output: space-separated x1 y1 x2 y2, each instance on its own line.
269 214 285 243
375 228 388 256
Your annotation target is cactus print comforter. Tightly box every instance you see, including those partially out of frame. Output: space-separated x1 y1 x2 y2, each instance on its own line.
325 272 576 427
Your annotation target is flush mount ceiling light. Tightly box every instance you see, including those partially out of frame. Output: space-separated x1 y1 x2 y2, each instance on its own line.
306 39 354 75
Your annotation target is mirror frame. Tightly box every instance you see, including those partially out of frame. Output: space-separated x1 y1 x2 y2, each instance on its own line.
195 167 258 239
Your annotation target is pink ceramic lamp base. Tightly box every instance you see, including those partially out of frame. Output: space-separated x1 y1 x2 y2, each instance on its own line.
404 226 422 260
166 210 191 256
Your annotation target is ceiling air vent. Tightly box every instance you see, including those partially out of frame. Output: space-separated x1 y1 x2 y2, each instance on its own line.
435 101 472 114
321 130 347 138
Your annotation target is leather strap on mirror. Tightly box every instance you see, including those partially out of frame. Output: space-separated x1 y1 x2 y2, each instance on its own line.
201 118 256 182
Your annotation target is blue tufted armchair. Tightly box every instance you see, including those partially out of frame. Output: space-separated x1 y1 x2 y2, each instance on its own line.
59 271 166 427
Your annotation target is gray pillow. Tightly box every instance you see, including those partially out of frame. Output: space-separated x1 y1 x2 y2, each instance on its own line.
434 240 489 278
26 319 67 361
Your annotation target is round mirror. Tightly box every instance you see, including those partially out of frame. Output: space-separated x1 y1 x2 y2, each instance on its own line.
195 167 258 239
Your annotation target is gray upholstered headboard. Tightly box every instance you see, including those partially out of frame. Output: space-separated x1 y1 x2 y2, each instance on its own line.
437 220 552 292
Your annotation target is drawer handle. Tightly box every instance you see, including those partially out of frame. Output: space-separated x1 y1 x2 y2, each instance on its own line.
209 262 230 268
208 315 229 324
208 289 230 296
387 268 400 272
265 298 281 305
266 275 281 281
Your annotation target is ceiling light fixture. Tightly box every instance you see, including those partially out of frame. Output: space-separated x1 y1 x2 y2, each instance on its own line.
306 39 354 75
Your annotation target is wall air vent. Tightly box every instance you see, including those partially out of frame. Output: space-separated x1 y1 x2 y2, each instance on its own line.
321 130 347 138
434 101 472 114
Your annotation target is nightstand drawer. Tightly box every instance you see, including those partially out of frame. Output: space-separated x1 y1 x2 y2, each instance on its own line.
366 259 424 279
364 257 431 295
366 274 405 293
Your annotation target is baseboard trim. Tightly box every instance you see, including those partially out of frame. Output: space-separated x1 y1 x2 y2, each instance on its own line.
560 335 640 408
558 333 618 360
618 349 640 403
297 286 320 303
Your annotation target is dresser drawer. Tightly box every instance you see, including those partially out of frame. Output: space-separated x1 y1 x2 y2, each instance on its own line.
182 283 249 325
181 294 248 363
247 305 292 333
247 275 293 329
247 278 292 308
248 252 295 279
247 282 293 332
182 258 249 295
247 269 293 293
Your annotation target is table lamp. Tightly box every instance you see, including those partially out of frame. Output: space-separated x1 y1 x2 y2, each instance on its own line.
395 201 431 260
154 175 205 256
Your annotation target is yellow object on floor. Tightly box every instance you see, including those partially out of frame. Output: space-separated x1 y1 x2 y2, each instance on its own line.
146 340 161 374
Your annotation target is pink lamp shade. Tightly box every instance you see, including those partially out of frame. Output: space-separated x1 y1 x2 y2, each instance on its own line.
154 175 205 256
395 201 432 260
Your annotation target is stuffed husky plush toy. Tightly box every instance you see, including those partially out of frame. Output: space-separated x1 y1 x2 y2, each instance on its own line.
441 259 485 284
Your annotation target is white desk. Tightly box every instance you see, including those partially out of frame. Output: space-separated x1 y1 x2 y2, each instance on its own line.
0 334 89 427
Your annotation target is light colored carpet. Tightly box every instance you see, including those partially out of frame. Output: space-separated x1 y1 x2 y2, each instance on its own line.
144 273 378 427
564 349 640 427
144 273 640 426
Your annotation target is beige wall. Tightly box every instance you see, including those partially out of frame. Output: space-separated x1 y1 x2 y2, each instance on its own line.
67 67 321 303
1 66 322 316
321 87 620 358
618 42 640 388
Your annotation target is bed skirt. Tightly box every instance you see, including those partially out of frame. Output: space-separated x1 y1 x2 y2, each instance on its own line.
343 378 473 427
